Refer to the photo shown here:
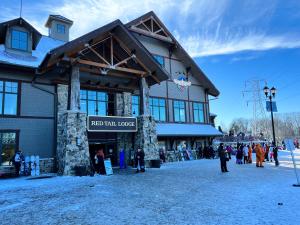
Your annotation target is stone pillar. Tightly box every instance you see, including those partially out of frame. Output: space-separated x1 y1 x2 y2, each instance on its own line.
56 67 90 175
135 77 159 165
116 92 133 165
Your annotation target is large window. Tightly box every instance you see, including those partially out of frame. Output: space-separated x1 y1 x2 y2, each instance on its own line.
152 54 164 67
132 95 139 117
11 29 28 51
173 100 185 122
57 24 65 34
0 81 18 115
0 131 18 166
149 97 166 121
80 90 108 116
193 102 205 123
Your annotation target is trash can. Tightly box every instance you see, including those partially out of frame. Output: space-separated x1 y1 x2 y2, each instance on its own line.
150 160 161 168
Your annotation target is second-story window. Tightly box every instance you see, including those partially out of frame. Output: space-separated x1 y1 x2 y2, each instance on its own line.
57 24 65 34
132 95 139 117
80 90 108 116
150 97 166 121
152 54 164 67
0 81 18 115
173 100 185 122
11 29 28 51
193 102 205 123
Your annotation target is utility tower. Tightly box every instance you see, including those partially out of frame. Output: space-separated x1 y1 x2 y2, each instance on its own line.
243 79 267 137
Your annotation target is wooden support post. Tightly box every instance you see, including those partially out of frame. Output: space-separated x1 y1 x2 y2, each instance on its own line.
139 77 150 116
68 66 81 111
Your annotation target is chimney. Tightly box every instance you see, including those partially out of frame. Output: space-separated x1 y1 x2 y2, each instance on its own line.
45 15 73 42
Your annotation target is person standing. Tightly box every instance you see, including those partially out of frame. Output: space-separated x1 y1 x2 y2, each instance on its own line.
218 143 229 173
135 148 145 173
236 144 244 164
255 144 264 167
265 144 270 162
11 150 24 176
248 145 253 163
273 144 279 166
94 149 106 175
243 144 249 164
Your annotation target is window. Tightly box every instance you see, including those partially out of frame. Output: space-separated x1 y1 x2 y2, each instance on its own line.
57 24 65 34
173 100 185 122
0 131 18 166
0 81 18 115
11 29 28 51
149 97 166 121
132 95 139 117
80 90 108 116
193 102 205 123
153 55 164 67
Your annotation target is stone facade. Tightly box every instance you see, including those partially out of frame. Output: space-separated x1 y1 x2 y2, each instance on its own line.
57 111 90 175
39 158 55 173
135 115 159 163
116 92 133 164
56 83 90 175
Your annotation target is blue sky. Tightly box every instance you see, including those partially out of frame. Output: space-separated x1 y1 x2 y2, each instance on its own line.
1 0 300 128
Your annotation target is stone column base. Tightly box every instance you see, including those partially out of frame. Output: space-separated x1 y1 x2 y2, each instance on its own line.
134 115 159 164
57 110 91 175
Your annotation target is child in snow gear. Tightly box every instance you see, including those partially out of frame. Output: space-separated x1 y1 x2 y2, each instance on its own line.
135 148 145 173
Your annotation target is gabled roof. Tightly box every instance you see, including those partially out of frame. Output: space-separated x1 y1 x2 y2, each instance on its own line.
40 19 169 86
126 11 220 97
0 17 42 50
45 15 73 28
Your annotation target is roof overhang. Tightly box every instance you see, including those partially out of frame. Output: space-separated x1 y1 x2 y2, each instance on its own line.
39 20 169 86
156 123 223 137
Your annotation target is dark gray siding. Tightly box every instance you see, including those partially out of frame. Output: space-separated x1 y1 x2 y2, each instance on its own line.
0 118 54 157
21 83 55 117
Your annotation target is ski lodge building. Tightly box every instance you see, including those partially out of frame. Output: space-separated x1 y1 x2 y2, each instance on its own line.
0 12 221 174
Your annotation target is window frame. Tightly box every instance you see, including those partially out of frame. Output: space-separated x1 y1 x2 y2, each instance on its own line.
149 97 166 122
80 89 109 116
152 54 165 67
132 95 140 117
173 100 186 123
57 24 66 34
0 129 19 166
193 102 205 123
0 79 20 117
11 29 28 51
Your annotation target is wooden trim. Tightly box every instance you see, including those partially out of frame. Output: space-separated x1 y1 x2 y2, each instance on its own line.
79 67 137 80
129 27 173 43
17 81 22 116
74 58 146 76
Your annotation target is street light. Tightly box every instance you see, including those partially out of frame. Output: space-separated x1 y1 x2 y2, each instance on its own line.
263 86 277 145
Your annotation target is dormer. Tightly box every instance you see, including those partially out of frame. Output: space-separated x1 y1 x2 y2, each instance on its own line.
45 15 73 42
0 17 42 53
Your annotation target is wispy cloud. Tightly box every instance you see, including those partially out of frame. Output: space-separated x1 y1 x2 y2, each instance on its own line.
1 0 300 57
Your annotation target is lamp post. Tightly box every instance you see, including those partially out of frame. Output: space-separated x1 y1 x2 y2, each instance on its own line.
263 86 277 145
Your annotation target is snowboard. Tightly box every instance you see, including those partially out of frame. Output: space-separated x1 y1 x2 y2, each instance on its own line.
30 155 35 176
35 156 40 176
25 156 30 176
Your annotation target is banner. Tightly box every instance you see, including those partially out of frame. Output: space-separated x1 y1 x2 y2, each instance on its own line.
87 116 137 132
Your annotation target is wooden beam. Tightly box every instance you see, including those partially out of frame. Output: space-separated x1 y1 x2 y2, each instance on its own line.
79 67 137 80
87 45 110 65
75 58 146 76
110 36 113 65
129 26 173 43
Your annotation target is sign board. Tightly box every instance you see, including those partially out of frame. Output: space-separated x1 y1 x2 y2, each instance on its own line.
266 101 278 112
284 139 296 151
104 159 113 175
87 116 137 132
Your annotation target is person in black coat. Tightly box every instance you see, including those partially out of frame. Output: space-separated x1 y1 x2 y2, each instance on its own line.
218 143 229 173
273 144 279 166
135 148 145 173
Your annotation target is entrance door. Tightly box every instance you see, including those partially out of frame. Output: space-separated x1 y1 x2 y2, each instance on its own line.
89 142 118 167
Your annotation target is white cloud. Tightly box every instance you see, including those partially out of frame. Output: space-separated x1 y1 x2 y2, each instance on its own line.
2 0 300 57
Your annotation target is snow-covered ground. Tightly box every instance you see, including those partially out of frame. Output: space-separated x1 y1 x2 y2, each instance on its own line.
1 150 300 225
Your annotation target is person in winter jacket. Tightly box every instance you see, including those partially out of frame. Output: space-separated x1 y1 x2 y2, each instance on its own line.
94 149 106 175
273 144 279 166
218 143 229 173
11 150 24 176
255 144 264 167
135 148 145 173
248 145 253 163
236 144 244 164
243 144 249 164
265 144 270 161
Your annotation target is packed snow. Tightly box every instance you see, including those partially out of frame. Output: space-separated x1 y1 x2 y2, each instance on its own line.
0 150 300 225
